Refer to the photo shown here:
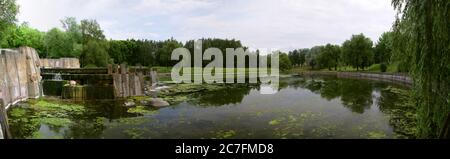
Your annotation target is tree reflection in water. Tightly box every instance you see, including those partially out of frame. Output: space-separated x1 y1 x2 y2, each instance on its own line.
281 77 392 114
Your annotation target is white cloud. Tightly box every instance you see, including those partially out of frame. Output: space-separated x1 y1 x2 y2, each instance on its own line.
16 0 396 50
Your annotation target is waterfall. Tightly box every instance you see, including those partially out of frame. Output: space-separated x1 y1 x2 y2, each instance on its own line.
53 73 62 81
150 71 158 87
149 71 159 98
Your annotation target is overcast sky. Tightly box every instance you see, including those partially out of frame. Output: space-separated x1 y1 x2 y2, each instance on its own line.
16 0 396 51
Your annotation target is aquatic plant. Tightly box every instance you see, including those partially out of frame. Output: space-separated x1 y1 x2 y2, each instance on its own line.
127 106 157 115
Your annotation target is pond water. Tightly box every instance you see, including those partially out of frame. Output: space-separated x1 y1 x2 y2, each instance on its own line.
8 76 416 139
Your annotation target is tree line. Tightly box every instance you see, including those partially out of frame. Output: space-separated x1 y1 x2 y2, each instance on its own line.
287 32 400 72
1 17 250 68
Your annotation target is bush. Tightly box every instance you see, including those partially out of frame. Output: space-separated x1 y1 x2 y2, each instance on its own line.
84 64 97 68
380 63 388 72
368 64 381 72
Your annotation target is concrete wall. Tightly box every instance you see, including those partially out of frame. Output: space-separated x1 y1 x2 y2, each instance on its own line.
299 71 413 86
0 121 3 139
0 99 10 139
0 47 41 139
0 47 42 108
112 65 144 98
40 58 80 68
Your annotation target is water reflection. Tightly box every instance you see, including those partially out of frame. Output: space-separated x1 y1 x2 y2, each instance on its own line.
8 76 414 139
189 84 254 106
282 77 386 114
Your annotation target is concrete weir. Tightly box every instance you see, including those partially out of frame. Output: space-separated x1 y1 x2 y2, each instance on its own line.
40 58 80 68
0 47 42 139
41 64 148 100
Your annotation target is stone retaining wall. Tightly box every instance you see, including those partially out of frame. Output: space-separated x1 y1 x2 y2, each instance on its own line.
112 64 145 98
299 71 413 86
0 47 42 108
0 47 41 139
0 99 10 139
40 58 80 68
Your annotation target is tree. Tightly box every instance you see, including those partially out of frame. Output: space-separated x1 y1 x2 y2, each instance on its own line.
81 40 110 67
392 0 450 138
108 40 135 65
43 28 72 58
288 50 300 66
318 44 341 70
279 53 292 71
374 32 394 64
1 23 45 54
298 49 308 67
158 38 183 67
61 17 83 58
307 46 323 70
0 0 18 43
342 34 373 70
80 19 105 44
79 19 109 67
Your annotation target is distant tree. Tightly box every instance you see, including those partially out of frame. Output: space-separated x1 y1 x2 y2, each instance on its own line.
298 49 308 67
81 40 110 67
61 17 83 57
43 28 72 58
308 59 318 70
374 32 394 64
1 23 45 54
78 19 110 66
307 46 323 70
80 19 105 44
158 38 183 67
0 0 18 42
279 53 292 71
288 50 300 66
342 34 374 70
318 44 341 70
184 38 245 67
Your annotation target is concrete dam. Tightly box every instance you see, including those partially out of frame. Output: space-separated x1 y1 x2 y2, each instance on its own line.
1 47 150 139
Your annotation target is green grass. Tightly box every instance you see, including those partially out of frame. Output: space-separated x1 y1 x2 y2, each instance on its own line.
152 67 173 73
387 62 400 73
288 64 404 74
367 64 382 72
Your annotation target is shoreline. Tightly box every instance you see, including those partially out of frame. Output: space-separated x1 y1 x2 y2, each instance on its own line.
293 71 413 87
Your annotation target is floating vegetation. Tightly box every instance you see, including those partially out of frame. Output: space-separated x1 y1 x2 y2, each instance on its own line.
124 128 146 139
269 119 282 126
41 118 72 128
379 86 418 138
127 106 158 115
311 123 338 138
7 98 88 139
31 99 86 117
212 130 237 139
367 131 388 139
270 111 323 139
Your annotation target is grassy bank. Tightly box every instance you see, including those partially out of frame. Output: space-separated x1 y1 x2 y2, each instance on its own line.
287 63 408 75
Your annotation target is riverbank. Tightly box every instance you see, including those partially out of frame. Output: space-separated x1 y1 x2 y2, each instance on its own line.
293 71 412 86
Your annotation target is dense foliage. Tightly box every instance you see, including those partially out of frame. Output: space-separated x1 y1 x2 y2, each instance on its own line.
342 34 374 70
0 0 19 46
317 44 341 71
392 0 450 138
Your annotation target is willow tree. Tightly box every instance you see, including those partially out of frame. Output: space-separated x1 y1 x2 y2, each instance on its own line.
392 0 450 138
